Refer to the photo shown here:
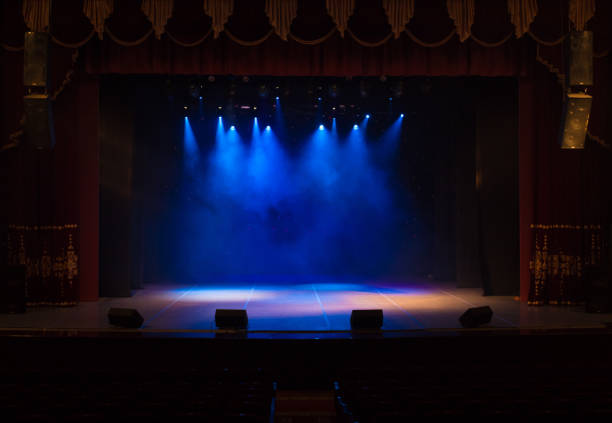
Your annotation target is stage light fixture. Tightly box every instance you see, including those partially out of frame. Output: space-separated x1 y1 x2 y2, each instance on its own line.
265 125 271 131
218 106 222 110
400 113 404 117
230 125 236 131
199 96 203 100
365 114 370 119
183 106 188 110
353 124 358 130
319 124 324 131
317 97 322 101
275 96 280 100
388 97 392 101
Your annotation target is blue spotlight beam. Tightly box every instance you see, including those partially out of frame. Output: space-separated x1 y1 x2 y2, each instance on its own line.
183 117 199 171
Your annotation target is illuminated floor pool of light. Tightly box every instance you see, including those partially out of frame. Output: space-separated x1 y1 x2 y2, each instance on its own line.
2 278 611 336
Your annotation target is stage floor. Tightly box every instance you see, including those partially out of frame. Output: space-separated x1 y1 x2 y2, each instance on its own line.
1 278 611 337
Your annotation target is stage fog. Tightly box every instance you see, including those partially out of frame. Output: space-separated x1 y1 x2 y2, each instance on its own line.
100 77 518 293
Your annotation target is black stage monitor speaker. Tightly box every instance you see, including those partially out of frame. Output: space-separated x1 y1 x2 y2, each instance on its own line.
568 31 593 87
350 309 383 329
1 265 26 314
459 306 493 328
560 93 591 149
108 308 144 328
24 94 55 150
215 309 248 329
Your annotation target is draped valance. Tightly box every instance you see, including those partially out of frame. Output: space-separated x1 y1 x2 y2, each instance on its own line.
2 0 610 54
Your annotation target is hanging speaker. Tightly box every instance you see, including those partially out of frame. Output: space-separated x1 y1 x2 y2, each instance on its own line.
568 31 593 87
559 93 592 149
24 94 55 150
24 32 50 88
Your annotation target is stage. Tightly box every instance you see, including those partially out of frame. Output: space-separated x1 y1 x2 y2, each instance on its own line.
1 279 610 337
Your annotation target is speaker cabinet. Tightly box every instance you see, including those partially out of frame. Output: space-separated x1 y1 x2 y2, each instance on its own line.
350 309 383 329
215 309 248 329
24 94 55 150
568 31 593 87
107 308 144 328
560 93 592 149
24 32 49 88
459 306 493 328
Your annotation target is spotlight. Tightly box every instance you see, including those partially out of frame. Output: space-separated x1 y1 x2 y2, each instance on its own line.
258 84 270 99
275 96 280 100
365 114 370 119
353 124 358 130
253 106 257 110
265 125 271 131
199 96 203 100
400 113 404 117
319 124 324 131
230 125 236 131
183 106 188 110
218 106 222 110
317 97 322 101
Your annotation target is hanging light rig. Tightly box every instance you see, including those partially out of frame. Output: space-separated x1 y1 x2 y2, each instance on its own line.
179 77 409 132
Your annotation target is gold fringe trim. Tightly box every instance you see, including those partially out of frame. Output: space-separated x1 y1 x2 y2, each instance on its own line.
288 28 337 46
535 43 566 88
528 30 566 46
223 28 274 47
530 224 601 230
9 224 79 230
51 29 96 49
165 27 213 47
50 49 79 101
104 26 154 47
587 131 612 151
470 31 513 48
345 28 393 48
405 27 456 48
0 42 24 51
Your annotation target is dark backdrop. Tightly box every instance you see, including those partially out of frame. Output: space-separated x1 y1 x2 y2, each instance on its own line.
99 76 518 293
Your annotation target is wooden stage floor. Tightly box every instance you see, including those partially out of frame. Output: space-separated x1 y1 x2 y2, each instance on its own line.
1 278 611 337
